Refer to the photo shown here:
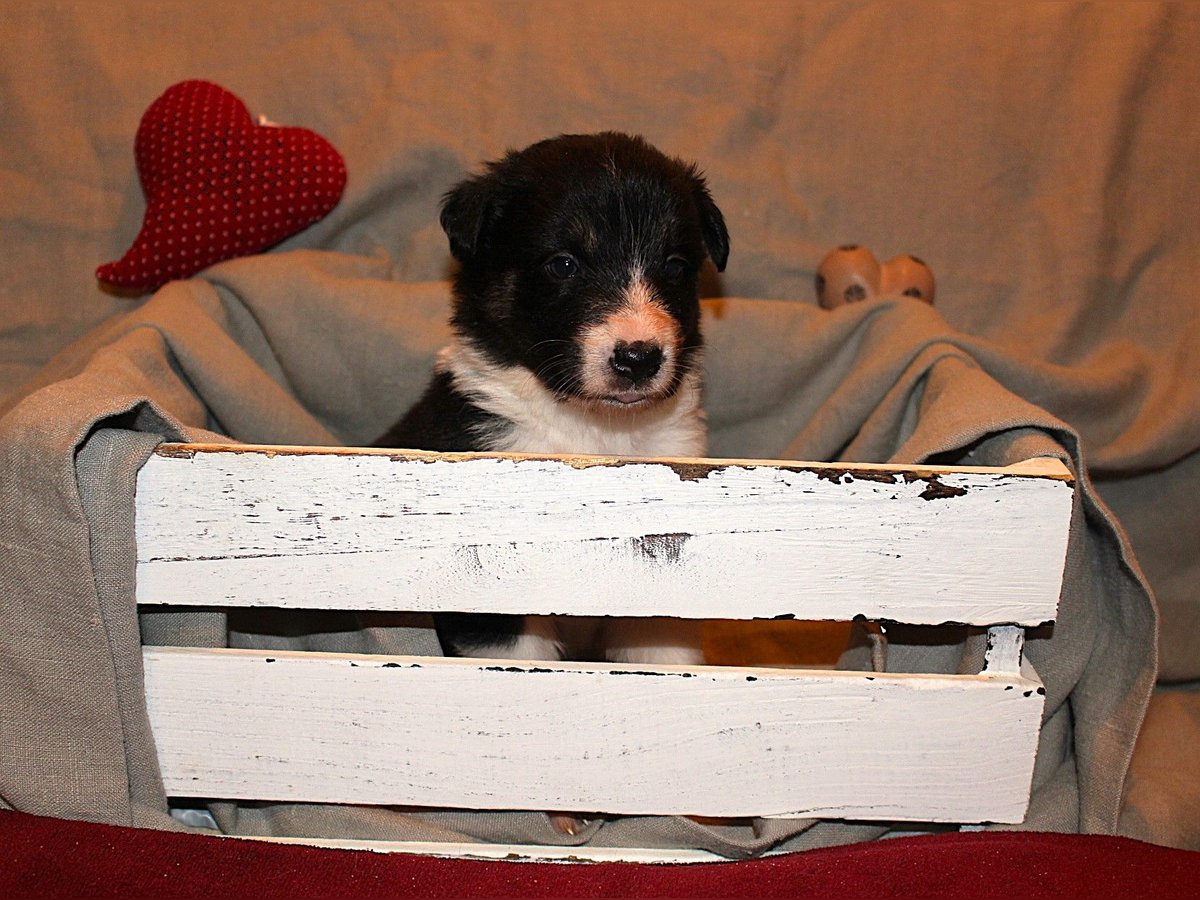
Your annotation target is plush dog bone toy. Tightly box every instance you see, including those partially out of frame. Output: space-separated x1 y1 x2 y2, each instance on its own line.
815 245 935 309
96 80 346 294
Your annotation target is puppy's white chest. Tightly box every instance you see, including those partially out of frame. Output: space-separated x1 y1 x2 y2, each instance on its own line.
441 341 708 458
499 389 706 458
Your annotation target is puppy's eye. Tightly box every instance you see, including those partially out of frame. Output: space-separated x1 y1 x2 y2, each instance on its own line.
545 253 581 280
663 255 690 280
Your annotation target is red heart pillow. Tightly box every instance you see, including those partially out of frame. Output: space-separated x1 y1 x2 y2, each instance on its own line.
97 80 347 293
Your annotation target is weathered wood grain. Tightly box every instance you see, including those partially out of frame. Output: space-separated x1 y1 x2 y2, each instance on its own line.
222 834 728 863
135 444 1073 626
143 646 1046 824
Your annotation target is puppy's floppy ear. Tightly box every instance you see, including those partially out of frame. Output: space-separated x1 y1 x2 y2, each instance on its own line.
439 172 499 263
692 177 730 273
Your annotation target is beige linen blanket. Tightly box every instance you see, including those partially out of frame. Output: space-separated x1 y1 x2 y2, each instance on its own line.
0 251 1156 854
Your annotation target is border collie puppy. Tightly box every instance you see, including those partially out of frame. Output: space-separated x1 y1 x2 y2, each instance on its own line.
376 131 729 667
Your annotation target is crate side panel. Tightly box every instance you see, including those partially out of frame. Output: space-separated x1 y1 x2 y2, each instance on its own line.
144 647 1045 823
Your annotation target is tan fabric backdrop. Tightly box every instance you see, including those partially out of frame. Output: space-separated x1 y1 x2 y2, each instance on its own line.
1 1 1197 850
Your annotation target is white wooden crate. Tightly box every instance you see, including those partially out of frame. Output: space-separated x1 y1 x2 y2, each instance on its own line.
134 444 1073 855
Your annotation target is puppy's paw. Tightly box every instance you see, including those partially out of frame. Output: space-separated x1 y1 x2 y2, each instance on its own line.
548 812 595 836
604 617 705 666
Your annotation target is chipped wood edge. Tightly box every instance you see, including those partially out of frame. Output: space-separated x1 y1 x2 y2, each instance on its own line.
151 442 1076 484
219 833 727 864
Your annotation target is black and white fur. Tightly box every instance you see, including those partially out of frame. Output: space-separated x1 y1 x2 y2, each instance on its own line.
377 132 729 666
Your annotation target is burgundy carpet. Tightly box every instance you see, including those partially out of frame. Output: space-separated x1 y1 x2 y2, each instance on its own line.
4 810 1198 899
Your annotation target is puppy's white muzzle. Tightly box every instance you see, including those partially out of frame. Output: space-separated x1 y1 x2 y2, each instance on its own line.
579 279 681 405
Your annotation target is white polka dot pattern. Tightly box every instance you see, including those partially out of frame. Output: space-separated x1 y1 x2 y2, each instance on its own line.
97 80 347 293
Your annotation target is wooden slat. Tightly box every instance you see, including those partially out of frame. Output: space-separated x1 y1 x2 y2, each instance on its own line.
134 444 1073 626
983 625 1026 674
143 647 1046 824
222 834 727 864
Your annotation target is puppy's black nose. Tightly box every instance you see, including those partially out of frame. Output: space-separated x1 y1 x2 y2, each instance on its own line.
610 340 663 384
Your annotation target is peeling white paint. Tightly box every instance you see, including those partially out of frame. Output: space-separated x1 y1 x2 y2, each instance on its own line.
135 445 1073 626
144 646 1045 823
